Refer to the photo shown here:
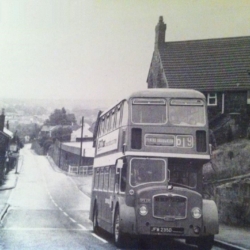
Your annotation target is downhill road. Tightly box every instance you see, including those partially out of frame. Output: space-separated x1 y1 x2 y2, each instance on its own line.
0 145 224 250
0 145 113 249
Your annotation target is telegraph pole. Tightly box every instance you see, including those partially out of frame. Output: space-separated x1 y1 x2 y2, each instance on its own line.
79 117 84 168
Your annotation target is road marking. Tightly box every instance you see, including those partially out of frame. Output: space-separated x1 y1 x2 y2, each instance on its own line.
39 157 90 234
91 233 108 243
77 224 87 230
69 218 76 223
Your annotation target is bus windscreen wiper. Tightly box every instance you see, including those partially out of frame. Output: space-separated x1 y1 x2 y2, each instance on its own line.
168 181 191 189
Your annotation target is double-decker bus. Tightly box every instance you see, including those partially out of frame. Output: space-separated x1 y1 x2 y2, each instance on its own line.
89 89 218 249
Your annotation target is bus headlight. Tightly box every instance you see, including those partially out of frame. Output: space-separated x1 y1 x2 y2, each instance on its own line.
191 207 202 219
139 205 148 216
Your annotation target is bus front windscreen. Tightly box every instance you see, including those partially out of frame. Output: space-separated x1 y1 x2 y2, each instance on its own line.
130 158 166 187
169 99 205 126
132 98 167 124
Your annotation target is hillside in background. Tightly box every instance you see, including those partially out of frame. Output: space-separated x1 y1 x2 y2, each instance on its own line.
0 98 109 142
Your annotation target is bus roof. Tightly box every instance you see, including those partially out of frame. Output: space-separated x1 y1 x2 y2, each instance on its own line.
100 88 205 117
128 88 205 99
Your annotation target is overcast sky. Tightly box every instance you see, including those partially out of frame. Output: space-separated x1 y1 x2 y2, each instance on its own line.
0 0 249 103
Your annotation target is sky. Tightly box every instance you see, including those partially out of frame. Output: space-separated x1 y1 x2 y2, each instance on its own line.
0 0 249 104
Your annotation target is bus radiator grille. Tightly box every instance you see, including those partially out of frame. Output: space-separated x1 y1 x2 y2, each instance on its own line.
153 195 187 219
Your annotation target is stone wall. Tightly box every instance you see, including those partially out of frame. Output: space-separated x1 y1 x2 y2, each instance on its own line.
203 139 250 225
47 143 93 172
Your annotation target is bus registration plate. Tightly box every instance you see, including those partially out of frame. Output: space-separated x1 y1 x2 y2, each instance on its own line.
150 226 173 234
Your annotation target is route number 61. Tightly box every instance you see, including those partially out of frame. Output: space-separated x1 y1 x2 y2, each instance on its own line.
176 135 193 148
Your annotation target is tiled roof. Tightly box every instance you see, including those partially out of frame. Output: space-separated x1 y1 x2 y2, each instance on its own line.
159 36 250 91
3 128 13 138
71 123 93 141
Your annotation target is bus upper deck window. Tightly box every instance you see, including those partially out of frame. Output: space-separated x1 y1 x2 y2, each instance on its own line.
102 117 105 135
169 99 205 126
113 110 117 128
132 98 167 124
107 113 111 132
111 109 115 131
117 105 121 127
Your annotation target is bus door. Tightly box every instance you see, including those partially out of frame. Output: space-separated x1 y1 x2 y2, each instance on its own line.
115 159 127 197
115 159 123 193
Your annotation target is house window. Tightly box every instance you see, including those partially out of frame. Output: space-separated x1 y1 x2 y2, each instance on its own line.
207 93 217 106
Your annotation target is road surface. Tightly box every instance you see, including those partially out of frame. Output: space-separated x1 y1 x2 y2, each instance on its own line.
0 145 224 249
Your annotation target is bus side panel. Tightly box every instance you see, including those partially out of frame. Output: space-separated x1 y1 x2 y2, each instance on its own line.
202 199 219 235
89 178 95 221
89 191 97 221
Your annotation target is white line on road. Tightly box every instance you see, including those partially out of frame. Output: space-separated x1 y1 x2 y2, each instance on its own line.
77 224 87 230
36 155 91 234
69 218 76 223
91 233 108 243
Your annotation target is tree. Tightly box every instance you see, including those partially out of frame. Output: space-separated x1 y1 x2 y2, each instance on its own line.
13 123 41 141
46 108 76 126
51 126 72 142
39 108 75 145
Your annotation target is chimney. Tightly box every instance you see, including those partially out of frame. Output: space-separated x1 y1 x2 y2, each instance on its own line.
0 109 5 132
155 16 166 49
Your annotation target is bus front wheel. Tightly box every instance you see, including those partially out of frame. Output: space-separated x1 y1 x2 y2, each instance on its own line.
93 207 99 234
113 208 126 247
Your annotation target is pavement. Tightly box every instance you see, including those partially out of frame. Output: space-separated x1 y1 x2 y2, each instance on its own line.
0 155 249 250
0 168 18 222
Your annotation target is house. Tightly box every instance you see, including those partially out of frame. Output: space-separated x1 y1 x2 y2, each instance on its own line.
147 16 250 122
60 140 95 166
0 110 14 183
71 123 93 142
39 125 56 138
